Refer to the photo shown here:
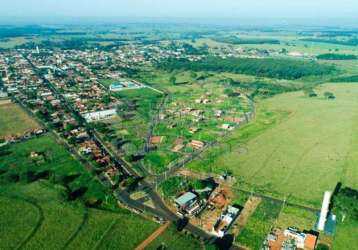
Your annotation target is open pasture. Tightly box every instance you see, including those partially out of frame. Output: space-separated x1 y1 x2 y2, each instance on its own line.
0 102 40 137
189 84 358 207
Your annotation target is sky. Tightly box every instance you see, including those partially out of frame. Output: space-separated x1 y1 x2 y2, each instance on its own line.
1 0 358 26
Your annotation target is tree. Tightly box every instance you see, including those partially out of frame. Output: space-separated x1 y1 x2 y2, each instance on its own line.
316 243 330 250
324 91 335 99
224 88 234 97
303 88 317 97
169 75 177 85
190 71 197 79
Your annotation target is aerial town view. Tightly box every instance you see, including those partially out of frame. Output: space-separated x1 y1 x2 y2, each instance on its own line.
0 1 357 250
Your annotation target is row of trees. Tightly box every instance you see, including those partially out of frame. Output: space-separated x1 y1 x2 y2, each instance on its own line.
213 36 280 45
302 37 358 46
304 88 335 99
317 53 357 60
157 57 335 80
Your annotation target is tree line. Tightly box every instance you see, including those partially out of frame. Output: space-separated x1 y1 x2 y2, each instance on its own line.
317 53 357 60
157 57 335 80
212 36 280 45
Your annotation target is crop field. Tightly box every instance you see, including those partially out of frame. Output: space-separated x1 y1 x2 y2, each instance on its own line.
0 181 159 250
0 102 40 137
188 84 358 207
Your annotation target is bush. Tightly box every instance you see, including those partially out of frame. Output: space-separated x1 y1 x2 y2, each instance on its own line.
316 243 330 250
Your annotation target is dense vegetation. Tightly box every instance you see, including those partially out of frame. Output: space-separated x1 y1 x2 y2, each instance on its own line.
331 186 358 250
213 36 280 45
317 53 357 60
302 37 358 46
332 187 358 221
157 57 335 80
0 25 57 38
330 75 358 83
228 80 299 98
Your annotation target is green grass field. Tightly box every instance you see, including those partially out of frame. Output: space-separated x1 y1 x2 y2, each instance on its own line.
0 181 159 250
275 205 317 231
189 84 358 207
332 219 358 250
0 102 40 137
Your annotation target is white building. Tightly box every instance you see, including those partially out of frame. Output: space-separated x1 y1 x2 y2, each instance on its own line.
318 191 332 231
212 206 240 237
82 109 116 122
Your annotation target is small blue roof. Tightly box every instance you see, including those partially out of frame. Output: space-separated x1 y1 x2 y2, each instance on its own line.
175 192 197 206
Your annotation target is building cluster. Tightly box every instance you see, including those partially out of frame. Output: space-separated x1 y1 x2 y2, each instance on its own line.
0 50 125 186
264 227 317 250
174 179 240 238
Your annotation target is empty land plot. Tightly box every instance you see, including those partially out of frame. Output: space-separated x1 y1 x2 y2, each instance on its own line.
0 102 40 137
236 200 281 250
189 84 358 207
275 205 317 231
146 225 206 250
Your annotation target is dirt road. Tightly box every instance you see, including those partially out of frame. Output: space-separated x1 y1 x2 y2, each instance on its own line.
135 221 171 250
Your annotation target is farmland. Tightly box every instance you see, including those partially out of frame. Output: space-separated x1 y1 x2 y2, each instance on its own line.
0 102 40 137
0 134 118 208
0 181 158 250
188 84 358 207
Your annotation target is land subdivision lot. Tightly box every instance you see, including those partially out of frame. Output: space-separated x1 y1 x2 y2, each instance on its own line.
0 102 40 137
189 84 358 207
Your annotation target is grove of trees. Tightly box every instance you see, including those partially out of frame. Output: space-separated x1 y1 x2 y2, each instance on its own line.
157 57 335 80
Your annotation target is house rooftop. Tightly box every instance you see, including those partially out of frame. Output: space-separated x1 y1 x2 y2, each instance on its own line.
175 192 197 206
